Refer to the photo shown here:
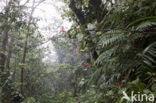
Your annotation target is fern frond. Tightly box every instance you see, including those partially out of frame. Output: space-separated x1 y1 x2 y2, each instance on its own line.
142 42 156 67
136 21 156 30
89 68 102 85
95 47 118 65
143 42 156 54
127 16 156 28
100 34 125 48
98 30 127 49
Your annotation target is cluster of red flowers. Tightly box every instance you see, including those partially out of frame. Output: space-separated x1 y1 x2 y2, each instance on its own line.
116 83 123 87
82 63 89 67
60 30 66 33
128 37 136 40
75 28 80 31
75 29 89 67
77 40 89 67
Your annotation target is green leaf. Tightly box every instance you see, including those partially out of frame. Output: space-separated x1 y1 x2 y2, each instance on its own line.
151 84 156 91
127 16 156 28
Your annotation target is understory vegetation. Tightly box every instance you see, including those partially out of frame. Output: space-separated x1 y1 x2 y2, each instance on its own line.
0 0 156 103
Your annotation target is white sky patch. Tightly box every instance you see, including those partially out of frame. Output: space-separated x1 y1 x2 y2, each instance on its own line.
33 0 72 63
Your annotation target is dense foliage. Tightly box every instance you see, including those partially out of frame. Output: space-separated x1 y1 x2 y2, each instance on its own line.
0 0 156 103
55 0 156 103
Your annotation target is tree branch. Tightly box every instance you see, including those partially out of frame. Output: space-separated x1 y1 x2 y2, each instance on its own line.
69 0 85 25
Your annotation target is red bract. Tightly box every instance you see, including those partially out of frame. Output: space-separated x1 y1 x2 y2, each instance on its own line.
116 83 122 87
75 28 80 31
82 63 89 66
60 30 66 33
128 38 136 40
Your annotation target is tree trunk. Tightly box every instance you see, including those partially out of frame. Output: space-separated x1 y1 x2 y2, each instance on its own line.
12 56 17 81
6 41 11 72
0 29 9 103
0 28 12 103
0 29 8 72
20 0 36 94
69 0 99 64
20 33 28 94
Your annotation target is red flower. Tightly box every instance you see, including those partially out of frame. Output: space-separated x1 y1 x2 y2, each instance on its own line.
75 28 80 31
128 38 136 40
82 63 89 66
77 50 81 53
60 30 66 33
116 83 122 87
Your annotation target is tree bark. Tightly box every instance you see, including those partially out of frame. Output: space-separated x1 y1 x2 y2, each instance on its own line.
69 0 86 25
